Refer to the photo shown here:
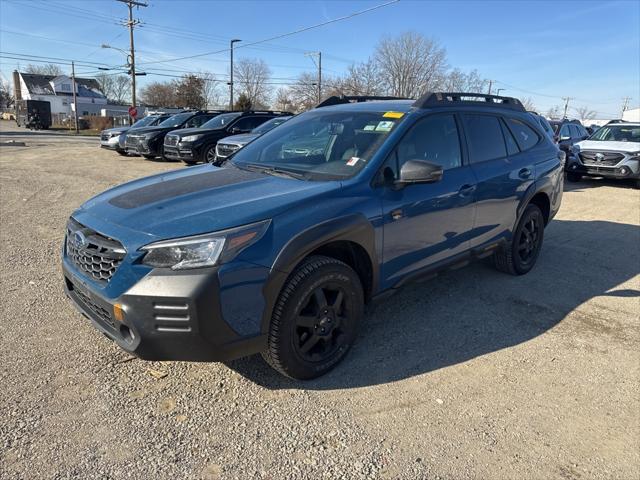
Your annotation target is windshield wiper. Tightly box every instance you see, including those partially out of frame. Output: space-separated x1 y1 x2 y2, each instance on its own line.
241 163 307 180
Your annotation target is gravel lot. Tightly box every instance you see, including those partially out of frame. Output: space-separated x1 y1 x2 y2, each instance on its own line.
1 120 638 479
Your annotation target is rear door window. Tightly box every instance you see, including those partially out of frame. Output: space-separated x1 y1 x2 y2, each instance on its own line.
233 116 270 132
462 114 508 163
506 118 540 151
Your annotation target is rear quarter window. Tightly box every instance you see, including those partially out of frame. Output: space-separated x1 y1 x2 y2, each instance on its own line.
506 118 540 151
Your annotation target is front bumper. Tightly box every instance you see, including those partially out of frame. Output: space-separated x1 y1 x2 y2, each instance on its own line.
100 136 120 149
163 144 196 161
567 155 640 179
62 262 266 362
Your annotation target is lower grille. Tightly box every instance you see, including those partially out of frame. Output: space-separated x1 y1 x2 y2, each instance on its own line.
66 218 126 283
73 286 116 329
216 143 241 158
579 151 624 166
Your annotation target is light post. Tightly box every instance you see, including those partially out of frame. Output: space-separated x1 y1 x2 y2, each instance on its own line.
229 39 241 110
102 43 138 123
496 88 505 96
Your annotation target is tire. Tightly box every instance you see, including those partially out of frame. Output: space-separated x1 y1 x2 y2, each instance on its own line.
203 144 217 164
116 150 128 156
183 160 198 166
494 204 545 276
262 255 364 380
142 154 155 160
566 172 581 182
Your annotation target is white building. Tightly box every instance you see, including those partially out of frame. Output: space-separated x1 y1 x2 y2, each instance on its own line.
13 71 107 115
622 107 640 122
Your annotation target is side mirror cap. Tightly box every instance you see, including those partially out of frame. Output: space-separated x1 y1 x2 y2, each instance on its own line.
559 136 571 141
396 160 443 186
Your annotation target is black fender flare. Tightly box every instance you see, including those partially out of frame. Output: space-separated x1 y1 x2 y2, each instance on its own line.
515 180 553 228
260 214 378 332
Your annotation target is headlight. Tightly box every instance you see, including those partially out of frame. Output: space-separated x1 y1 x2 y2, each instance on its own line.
181 134 203 142
140 219 270 270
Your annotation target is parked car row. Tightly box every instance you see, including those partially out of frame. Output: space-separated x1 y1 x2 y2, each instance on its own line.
101 109 293 164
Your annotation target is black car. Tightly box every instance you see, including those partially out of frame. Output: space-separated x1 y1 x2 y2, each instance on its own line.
549 119 589 166
163 110 292 165
124 111 225 159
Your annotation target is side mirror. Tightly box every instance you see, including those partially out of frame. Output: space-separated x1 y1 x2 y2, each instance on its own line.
396 160 443 186
559 136 571 142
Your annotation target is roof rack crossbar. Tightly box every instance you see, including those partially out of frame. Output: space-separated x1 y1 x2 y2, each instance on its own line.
413 92 526 111
316 95 410 108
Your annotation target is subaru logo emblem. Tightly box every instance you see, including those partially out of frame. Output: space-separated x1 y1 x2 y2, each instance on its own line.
74 231 88 249
595 153 604 162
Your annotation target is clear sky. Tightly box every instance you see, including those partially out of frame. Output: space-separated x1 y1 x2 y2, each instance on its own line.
1 0 638 119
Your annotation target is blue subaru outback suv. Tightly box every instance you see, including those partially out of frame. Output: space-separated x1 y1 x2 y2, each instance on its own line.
62 92 564 379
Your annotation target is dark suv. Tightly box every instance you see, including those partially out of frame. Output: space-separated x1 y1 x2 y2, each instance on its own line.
125 110 225 159
549 119 589 164
163 110 291 165
61 92 563 379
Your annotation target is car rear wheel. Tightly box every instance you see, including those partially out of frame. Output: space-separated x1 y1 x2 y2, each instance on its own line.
494 204 545 276
204 145 217 164
566 172 581 182
262 255 364 379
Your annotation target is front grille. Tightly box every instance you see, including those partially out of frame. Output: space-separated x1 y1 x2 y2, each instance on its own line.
66 218 126 283
165 134 178 147
125 135 141 148
73 286 116 329
216 143 240 158
579 151 625 166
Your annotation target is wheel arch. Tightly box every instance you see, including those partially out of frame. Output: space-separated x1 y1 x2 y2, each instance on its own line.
261 214 378 332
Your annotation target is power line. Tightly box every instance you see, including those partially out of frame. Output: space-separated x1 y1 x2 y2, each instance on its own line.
136 0 399 66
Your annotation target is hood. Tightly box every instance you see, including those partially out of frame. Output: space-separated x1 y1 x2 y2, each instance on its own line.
172 127 224 138
576 140 640 152
128 125 174 136
102 127 129 135
75 164 338 241
219 133 259 146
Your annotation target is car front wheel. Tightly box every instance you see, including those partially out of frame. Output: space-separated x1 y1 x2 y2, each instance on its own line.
262 255 364 379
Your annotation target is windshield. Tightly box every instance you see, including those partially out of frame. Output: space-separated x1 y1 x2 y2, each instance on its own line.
158 112 193 128
251 116 291 134
133 115 161 128
231 109 404 180
588 125 640 142
201 112 241 129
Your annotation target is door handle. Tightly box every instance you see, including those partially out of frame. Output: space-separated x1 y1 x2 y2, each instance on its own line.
519 168 532 179
458 184 476 197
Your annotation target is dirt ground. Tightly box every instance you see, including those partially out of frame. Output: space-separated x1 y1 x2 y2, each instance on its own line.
1 120 638 479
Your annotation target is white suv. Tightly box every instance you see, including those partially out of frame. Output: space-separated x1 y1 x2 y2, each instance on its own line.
568 122 640 188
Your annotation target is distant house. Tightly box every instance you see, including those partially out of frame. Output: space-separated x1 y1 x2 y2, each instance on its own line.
12 71 107 115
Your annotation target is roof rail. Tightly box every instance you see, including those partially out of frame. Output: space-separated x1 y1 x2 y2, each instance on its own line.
413 92 525 111
316 95 410 108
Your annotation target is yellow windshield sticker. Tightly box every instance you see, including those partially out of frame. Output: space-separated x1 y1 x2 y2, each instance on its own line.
383 111 404 119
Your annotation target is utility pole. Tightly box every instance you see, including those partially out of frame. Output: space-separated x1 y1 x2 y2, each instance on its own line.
305 51 322 103
117 0 147 124
621 97 631 117
562 97 573 119
229 39 241 110
71 61 78 134
487 80 493 95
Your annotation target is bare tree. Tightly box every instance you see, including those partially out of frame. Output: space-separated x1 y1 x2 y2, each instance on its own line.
575 105 596 121
287 72 321 112
520 97 536 111
25 63 63 76
198 72 222 109
140 81 176 107
233 58 271 108
546 106 561 120
274 87 296 112
441 68 489 93
338 59 383 96
95 74 130 103
374 32 448 98
0 77 13 108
